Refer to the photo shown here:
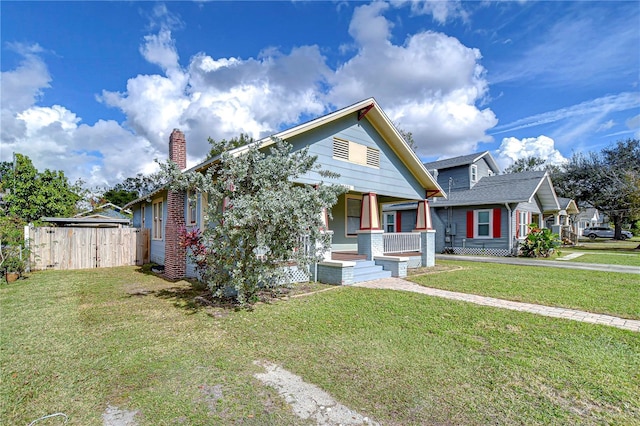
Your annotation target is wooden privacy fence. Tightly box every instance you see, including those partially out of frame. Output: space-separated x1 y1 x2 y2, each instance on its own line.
28 227 150 271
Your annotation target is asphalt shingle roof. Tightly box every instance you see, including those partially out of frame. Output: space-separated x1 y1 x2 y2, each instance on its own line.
431 171 550 207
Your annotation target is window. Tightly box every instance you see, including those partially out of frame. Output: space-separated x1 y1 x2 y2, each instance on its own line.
140 205 146 229
471 165 478 183
518 211 529 238
333 138 380 168
187 191 197 225
152 198 163 240
476 210 491 237
466 208 501 239
346 196 361 237
384 212 396 233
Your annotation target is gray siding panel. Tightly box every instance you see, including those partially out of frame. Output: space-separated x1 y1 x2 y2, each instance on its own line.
436 166 471 192
400 210 416 232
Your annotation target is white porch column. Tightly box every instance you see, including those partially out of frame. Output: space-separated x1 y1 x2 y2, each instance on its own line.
357 193 383 260
413 200 435 267
317 207 333 261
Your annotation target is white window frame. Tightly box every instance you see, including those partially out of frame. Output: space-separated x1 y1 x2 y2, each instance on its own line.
383 212 396 233
518 211 529 239
345 195 361 238
470 165 478 183
187 190 198 226
152 198 163 240
474 209 492 239
140 204 146 229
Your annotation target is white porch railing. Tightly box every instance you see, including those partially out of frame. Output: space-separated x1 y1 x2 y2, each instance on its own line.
383 232 421 254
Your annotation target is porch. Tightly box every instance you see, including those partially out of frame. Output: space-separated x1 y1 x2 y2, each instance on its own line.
314 192 437 285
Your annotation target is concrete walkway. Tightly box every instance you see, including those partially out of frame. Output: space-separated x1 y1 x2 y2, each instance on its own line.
436 254 640 274
353 278 640 332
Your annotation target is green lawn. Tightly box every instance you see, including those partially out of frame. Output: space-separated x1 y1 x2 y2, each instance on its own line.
558 239 640 266
410 261 640 319
2 267 639 425
567 252 640 266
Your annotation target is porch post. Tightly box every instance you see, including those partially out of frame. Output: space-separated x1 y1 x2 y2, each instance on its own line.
413 199 435 267
414 199 432 231
357 193 383 260
317 207 333 262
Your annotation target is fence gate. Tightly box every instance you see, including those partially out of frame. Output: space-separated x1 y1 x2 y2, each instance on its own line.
29 227 150 271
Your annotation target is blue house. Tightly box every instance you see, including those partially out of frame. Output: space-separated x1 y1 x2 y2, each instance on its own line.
385 151 566 256
125 98 445 284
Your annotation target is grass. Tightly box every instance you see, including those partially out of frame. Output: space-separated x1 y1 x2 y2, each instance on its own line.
410 261 640 319
1 266 639 425
567 253 640 266
557 238 640 266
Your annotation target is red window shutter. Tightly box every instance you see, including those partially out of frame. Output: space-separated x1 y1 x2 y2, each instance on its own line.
515 210 520 238
466 210 474 238
493 208 501 238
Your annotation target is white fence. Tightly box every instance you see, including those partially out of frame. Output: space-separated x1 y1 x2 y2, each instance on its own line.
383 232 421 254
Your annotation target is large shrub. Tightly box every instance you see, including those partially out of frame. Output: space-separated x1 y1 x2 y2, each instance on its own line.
162 137 344 305
520 225 560 258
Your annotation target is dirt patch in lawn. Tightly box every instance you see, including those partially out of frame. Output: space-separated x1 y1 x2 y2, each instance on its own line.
253 360 379 425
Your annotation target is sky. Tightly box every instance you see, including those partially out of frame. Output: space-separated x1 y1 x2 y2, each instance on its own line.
1 0 639 189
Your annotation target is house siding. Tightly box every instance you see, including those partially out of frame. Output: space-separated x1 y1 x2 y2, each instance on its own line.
286 115 426 200
328 194 358 251
474 158 493 183
434 166 472 192
433 205 510 254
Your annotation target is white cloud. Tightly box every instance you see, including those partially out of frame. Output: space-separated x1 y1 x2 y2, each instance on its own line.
1 2 498 188
0 43 50 112
392 0 468 24
0 44 161 188
328 2 496 156
495 135 567 170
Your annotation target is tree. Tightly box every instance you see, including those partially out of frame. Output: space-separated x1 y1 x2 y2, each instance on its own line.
161 137 344 305
0 154 81 222
554 139 640 240
504 156 547 174
100 171 167 208
206 133 254 160
103 188 139 207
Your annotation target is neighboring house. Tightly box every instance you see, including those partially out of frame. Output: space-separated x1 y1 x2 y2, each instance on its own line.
575 207 601 236
385 151 565 256
75 203 132 221
125 98 445 284
551 197 580 243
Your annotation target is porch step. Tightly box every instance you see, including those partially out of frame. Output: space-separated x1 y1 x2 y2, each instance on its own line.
352 260 392 283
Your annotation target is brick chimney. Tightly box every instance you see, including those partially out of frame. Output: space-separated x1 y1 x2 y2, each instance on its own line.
164 129 187 280
169 128 187 169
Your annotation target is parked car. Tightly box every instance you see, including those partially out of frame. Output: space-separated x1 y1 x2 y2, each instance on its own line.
583 226 633 240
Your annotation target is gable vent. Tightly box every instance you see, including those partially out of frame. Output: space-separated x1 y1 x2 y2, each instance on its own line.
366 146 380 168
333 138 349 161
333 138 380 169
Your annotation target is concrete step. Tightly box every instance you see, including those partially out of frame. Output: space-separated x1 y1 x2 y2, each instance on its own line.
352 260 392 283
